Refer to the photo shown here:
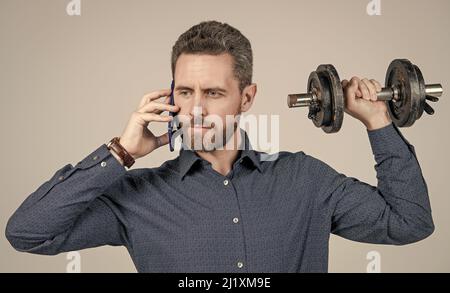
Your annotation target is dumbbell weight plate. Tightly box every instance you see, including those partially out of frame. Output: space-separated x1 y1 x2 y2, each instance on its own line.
307 70 332 128
385 59 423 127
413 64 426 120
318 65 344 133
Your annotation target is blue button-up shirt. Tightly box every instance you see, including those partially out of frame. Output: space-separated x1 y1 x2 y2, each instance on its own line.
5 123 434 272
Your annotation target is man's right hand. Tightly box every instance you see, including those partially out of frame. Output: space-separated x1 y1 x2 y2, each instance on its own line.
112 89 180 163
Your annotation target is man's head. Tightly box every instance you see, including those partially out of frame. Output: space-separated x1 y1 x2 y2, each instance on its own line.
170 20 257 151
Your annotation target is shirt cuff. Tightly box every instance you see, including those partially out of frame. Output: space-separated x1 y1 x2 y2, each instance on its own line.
367 122 414 155
75 144 127 174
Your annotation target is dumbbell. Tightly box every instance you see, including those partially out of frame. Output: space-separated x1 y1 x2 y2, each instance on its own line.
287 59 443 133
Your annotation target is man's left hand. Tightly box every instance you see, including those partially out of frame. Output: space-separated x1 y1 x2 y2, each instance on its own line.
342 77 392 131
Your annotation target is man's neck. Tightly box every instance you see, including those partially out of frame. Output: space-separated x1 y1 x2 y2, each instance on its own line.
195 130 243 177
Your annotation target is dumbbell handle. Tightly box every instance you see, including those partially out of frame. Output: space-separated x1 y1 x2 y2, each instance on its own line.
288 83 443 108
376 83 443 101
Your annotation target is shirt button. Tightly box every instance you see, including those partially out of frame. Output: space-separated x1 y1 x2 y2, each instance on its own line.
93 155 99 160
240 159 244 163
223 179 229 186
100 161 107 167
237 261 244 269
58 176 64 180
233 217 239 224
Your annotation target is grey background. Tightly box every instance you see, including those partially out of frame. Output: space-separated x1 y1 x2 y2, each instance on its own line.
0 0 449 272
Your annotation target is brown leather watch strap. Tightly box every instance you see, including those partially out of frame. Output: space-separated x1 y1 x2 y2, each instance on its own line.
106 137 135 168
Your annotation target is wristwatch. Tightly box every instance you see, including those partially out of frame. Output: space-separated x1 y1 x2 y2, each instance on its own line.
106 137 135 168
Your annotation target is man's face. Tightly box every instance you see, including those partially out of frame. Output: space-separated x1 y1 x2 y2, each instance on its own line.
173 53 256 151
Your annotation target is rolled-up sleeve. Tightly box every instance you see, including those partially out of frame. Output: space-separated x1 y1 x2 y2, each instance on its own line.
315 123 434 245
5 144 130 255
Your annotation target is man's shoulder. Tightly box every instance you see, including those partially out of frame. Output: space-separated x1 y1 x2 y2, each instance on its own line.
125 156 181 180
255 149 307 164
255 149 330 172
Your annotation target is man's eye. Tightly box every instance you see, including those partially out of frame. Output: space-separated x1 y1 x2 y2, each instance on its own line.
180 91 189 96
208 91 219 97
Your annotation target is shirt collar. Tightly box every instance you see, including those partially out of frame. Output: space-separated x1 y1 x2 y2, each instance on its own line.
178 128 262 180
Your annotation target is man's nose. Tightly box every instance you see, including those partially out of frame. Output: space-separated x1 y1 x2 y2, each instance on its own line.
188 94 207 117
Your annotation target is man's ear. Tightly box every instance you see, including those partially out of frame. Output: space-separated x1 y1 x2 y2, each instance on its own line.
240 83 257 113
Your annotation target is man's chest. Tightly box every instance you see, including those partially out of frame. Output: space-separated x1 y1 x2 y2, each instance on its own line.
124 178 315 272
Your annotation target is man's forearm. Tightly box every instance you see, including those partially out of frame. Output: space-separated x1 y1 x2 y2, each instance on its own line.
5 144 127 254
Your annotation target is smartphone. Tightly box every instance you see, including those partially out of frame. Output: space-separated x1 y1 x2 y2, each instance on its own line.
168 79 176 151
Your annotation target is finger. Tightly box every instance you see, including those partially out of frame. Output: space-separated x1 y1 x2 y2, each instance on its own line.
362 78 377 101
138 101 179 114
370 79 383 92
346 77 362 98
148 96 174 114
343 77 360 107
346 77 360 96
154 96 173 114
341 79 349 88
153 101 179 115
350 76 360 90
138 89 172 109
358 80 371 101
132 112 173 126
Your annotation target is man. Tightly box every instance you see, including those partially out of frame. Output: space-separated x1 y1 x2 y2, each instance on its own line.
5 20 434 273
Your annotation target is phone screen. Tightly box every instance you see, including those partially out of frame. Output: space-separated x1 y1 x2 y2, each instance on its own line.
168 79 176 151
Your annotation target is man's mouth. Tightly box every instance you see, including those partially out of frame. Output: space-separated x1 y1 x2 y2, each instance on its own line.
191 122 214 129
191 126 213 133
192 125 212 129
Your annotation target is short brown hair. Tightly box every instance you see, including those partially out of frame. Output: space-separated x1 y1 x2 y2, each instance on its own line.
171 20 253 93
